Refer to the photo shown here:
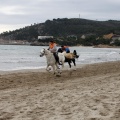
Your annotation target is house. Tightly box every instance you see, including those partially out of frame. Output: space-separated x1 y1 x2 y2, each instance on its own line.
103 33 114 39
81 33 96 39
38 36 53 40
81 35 86 39
110 34 120 44
103 33 120 44
111 35 120 41
67 35 77 40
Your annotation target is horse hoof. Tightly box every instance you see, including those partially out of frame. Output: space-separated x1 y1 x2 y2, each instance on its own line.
56 74 61 77
73 69 76 71
48 66 52 70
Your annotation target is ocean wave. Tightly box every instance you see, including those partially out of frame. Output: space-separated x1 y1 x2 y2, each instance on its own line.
0 66 46 71
0 45 120 71
107 52 117 56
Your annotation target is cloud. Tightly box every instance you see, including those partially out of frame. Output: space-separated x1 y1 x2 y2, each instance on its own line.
0 6 26 15
0 24 30 33
0 0 120 33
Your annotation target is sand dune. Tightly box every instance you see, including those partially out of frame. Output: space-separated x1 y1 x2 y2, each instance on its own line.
0 61 120 120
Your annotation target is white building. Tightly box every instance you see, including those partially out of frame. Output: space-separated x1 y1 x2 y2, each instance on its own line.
38 36 53 40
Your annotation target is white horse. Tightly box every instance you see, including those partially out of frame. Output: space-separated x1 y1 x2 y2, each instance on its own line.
40 48 65 74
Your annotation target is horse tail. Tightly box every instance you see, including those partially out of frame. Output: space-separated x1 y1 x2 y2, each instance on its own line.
73 50 79 58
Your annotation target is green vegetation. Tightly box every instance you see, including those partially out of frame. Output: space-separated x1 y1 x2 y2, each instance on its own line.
0 18 120 46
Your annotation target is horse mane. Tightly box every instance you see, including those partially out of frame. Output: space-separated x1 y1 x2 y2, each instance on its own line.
57 48 63 53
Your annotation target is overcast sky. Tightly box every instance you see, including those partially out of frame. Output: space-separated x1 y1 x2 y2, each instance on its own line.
0 0 120 33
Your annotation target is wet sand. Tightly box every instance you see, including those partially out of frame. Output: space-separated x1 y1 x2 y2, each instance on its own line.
0 61 120 120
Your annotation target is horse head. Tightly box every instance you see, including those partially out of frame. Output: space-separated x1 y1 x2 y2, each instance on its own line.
40 48 46 57
40 48 51 57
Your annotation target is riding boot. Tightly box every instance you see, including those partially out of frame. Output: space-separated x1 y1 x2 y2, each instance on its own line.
53 53 62 65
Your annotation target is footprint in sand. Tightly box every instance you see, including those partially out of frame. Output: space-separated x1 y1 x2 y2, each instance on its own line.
86 94 115 119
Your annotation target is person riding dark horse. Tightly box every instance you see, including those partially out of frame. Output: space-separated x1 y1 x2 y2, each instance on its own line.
58 45 70 53
62 46 70 53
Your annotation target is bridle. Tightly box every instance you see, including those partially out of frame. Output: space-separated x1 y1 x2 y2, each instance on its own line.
40 48 48 57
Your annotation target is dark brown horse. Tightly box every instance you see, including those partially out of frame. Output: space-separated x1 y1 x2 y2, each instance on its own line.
57 48 79 69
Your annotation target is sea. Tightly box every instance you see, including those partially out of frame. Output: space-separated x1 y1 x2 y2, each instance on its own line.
0 45 120 71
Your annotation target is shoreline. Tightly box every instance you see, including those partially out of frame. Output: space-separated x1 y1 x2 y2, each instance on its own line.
0 61 120 88
0 61 110 75
0 60 119 75
0 44 120 48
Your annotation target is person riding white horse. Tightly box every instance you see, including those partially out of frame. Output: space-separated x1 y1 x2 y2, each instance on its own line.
40 48 65 75
48 40 61 65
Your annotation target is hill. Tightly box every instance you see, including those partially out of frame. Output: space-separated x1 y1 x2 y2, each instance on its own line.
0 18 120 46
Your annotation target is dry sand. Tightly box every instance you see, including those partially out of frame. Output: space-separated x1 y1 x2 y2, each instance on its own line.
0 61 120 120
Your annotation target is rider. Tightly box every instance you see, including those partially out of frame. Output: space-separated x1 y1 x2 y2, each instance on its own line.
61 45 70 53
48 40 61 65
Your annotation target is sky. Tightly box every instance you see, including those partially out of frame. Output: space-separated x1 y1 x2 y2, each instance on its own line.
0 0 120 33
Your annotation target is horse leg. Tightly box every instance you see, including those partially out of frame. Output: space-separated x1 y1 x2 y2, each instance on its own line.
72 59 76 70
52 65 56 74
46 64 50 72
56 63 62 74
61 61 64 68
59 60 64 69
68 61 71 70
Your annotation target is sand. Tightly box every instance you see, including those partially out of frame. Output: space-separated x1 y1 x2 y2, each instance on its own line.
0 61 120 120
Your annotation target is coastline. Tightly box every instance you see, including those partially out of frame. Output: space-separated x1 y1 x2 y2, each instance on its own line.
0 61 120 119
0 60 119 75
93 44 120 48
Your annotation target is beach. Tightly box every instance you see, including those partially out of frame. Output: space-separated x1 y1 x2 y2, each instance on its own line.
0 61 120 120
